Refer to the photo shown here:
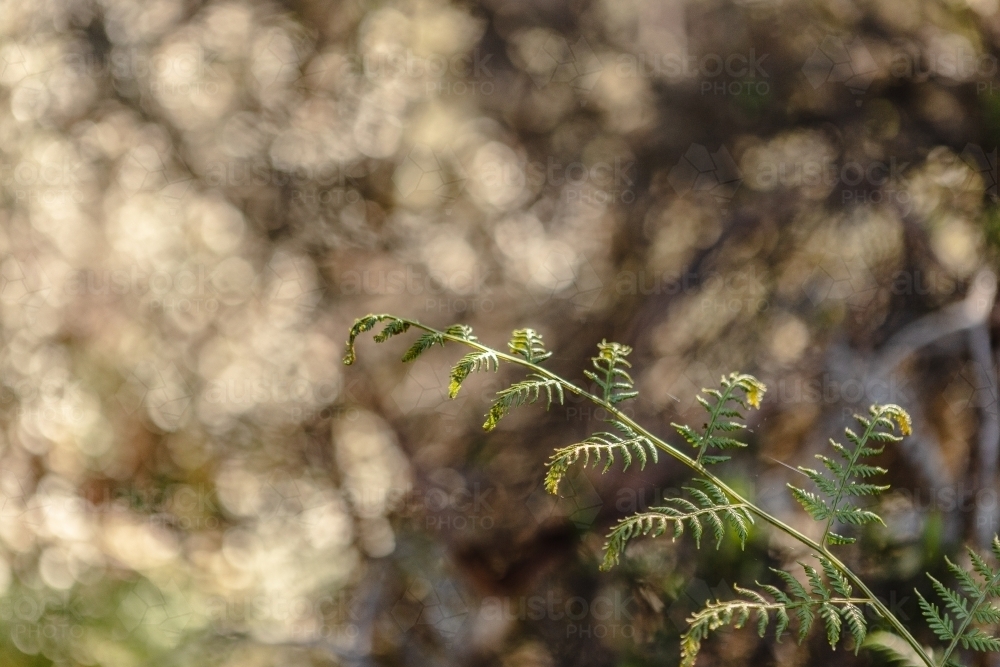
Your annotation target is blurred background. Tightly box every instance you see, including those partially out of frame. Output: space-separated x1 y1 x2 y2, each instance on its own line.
3 0 1000 665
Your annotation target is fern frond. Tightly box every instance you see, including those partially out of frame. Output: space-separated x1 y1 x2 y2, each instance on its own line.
600 479 753 569
584 340 639 405
787 485 831 521
788 404 906 547
448 350 499 398
401 332 445 361
483 374 564 431
508 328 553 363
918 541 1000 666
918 591 956 642
371 319 409 343
673 373 766 466
681 559 870 666
343 316 951 667
345 316 478 366
344 314 405 364
444 324 477 341
545 420 657 495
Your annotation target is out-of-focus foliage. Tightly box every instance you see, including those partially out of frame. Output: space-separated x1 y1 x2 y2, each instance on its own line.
1 0 1000 665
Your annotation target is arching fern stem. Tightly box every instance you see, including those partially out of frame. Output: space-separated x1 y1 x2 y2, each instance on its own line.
348 317 936 667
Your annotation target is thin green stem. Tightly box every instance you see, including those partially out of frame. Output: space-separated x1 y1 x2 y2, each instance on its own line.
596 355 615 403
820 413 880 548
370 319 936 667
695 597 873 614
695 382 738 465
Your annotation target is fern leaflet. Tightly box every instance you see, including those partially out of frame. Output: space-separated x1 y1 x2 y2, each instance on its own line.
483 374 564 431
787 404 909 546
448 350 499 398
681 556 871 667
545 420 657 495
600 479 753 570
916 536 1000 666
402 332 445 361
344 314 404 364
508 328 553 363
672 373 766 466
584 340 639 405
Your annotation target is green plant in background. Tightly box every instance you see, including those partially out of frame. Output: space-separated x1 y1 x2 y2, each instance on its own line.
344 314 1000 667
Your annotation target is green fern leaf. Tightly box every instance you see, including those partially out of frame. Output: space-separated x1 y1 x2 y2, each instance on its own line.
771 568 810 602
928 575 969 620
372 318 410 343
803 563 830 600
344 314 401 364
681 558 867 664
600 479 753 569
788 485 831 520
819 556 852 597
842 603 867 652
674 372 766 466
508 328 553 363
483 374 564 431
444 324 477 340
546 420 657 495
820 602 842 648
918 540 1000 666
448 350 499 398
401 332 445 361
775 606 790 642
584 340 640 404
917 591 955 642
960 627 1000 651
788 404 907 547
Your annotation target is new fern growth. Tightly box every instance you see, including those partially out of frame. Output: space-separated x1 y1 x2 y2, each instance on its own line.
585 340 639 404
788 406 907 547
344 314 1000 667
673 373 765 465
